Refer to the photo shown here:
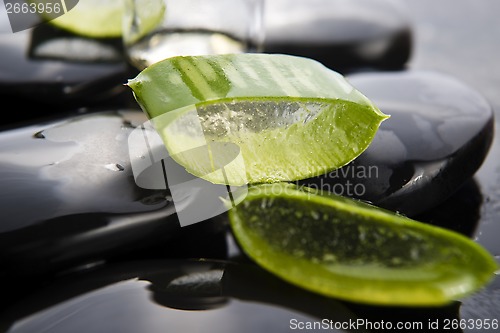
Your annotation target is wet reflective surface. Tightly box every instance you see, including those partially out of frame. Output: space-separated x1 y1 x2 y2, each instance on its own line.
0 110 226 277
301 70 494 216
0 10 136 125
1 0 500 332
404 0 500 326
265 0 413 71
0 110 165 233
0 259 465 333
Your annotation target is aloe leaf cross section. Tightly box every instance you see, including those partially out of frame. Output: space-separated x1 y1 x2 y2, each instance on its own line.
127 53 389 186
229 183 498 306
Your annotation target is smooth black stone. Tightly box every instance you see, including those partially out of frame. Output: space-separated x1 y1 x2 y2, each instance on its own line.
264 0 413 71
0 259 462 333
299 70 494 216
28 24 124 63
414 179 483 237
0 23 134 116
0 110 224 278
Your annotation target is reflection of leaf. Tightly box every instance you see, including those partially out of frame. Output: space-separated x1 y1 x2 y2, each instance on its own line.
122 0 166 45
33 0 122 38
28 24 124 63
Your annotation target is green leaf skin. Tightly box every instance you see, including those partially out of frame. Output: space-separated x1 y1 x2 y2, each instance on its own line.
127 53 386 119
228 183 498 306
127 54 388 185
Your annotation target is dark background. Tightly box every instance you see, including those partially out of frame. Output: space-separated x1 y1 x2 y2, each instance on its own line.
0 0 499 332
403 0 500 263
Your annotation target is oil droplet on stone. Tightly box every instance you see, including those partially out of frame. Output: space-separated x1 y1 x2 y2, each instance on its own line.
63 86 73 94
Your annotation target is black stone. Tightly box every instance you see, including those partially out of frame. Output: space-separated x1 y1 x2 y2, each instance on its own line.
0 260 347 332
264 0 413 71
0 23 135 124
0 110 225 278
0 259 463 333
300 70 494 216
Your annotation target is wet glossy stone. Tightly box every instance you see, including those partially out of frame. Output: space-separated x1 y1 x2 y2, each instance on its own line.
300 70 494 216
0 259 462 333
0 22 133 122
0 110 224 278
264 0 413 71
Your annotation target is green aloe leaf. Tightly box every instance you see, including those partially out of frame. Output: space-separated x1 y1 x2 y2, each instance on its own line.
228 182 498 306
127 54 388 185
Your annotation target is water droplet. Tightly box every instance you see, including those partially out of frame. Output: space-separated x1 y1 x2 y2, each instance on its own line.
63 86 73 94
260 198 268 209
391 257 403 265
410 248 420 260
359 229 366 242
105 163 125 172
323 253 337 262
293 249 305 257
33 131 45 139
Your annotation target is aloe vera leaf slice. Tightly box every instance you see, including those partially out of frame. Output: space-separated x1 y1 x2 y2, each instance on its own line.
127 53 386 119
127 54 388 185
228 182 498 306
